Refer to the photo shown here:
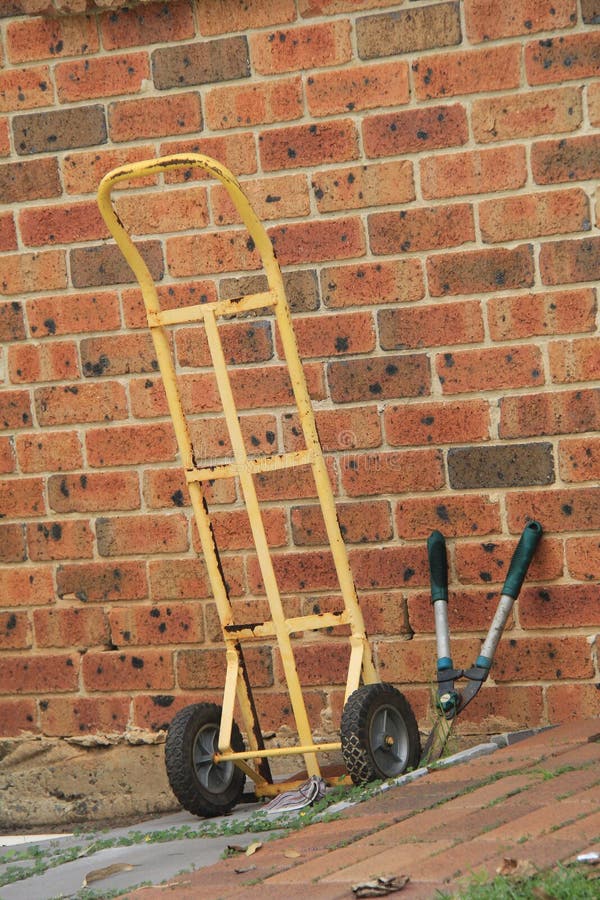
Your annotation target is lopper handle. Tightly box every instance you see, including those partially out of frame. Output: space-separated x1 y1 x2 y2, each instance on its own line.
427 530 448 603
501 521 543 599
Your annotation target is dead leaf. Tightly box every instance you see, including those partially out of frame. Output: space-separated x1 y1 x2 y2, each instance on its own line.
83 863 135 886
496 857 537 880
226 844 245 855
284 849 301 859
246 841 262 856
352 874 410 897
234 864 257 874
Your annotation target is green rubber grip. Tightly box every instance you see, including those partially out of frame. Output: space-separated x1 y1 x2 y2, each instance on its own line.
427 530 448 603
501 521 543 599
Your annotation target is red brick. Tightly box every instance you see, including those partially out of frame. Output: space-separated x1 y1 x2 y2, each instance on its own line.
493 635 594 682
132 693 210 732
212 174 310 225
128 376 170 419
33 606 109 648
385 399 491 447
40 696 130 737
62 145 157 195
189 415 279 464
231 362 326 410
0 653 79 694
464 0 577 42
196 0 296 35
80 332 158 379
559 436 600 484
6 15 99 64
17 430 82 478
96 513 189 557
488 289 596 341
0 157 61 204
143 466 235 509
202 507 287 551
459 684 545 732
19 200 108 247
427 245 535 297
379 301 484 352
27 519 94 561
547 683 600 724
501 389 600 439
565 534 600 582
1 389 32 430
0 213 17 251
472 87 582 142
340 449 444 496
14 105 107 156
377 636 480 684
526 32 600 85
35 381 128 426
177 645 272 689
395 494 502 540
48 472 140 514
307 60 409 116
371 204 475 256
322 259 424 308
57 560 148 602
250 21 351 74
273 641 350 687
413 45 520 101
27 291 121 337
205 77 302 130
115 186 209 236
8 340 80 383
100 0 195 49
259 119 358 171
276 311 374 359
421 146 527 200
506 486 600 533
175 320 273 368
312 160 414 214
520 583 600 629
363 103 468 158
482 188 590 244
549 337 600 384
0 300 26 342
282 406 382 452
0 523 27 563
0 476 44 518
0 436 15 474
328 353 430 403
0 65 53 113
291 499 392 545
454 536 563 586
158 133 257 180
0 566 54 606
109 602 204 647
358 592 412 637
589 81 600 126
108 94 202 143
355 545 430 590
83 649 175 692
148 557 214 601
0 611 31 650
70 240 164 290
437 345 544 394
0 118 10 156
0 250 67 296
269 217 365 265
532 134 600 185
254 689 328 733
0 699 38 737
247 549 339 594
540 237 600 286
408 587 513 634
55 52 150 102
167 229 260 277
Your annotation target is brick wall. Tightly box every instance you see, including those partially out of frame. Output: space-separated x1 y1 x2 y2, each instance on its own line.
1 0 598 747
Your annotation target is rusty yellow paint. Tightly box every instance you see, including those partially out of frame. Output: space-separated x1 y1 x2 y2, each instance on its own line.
97 153 379 795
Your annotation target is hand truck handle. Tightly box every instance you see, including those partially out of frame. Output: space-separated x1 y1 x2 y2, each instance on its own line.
501 520 543 599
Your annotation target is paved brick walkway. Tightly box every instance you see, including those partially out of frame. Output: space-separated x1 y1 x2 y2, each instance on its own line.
132 720 599 898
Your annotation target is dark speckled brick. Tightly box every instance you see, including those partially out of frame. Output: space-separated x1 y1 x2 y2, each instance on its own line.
152 36 249 89
448 443 555 489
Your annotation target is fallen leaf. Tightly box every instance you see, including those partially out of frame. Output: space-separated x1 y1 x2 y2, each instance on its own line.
226 844 245 855
246 841 262 856
352 874 410 897
83 863 135 886
284 849 301 859
234 864 257 874
496 857 537 880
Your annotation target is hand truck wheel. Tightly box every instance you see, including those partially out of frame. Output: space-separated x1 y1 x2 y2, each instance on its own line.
341 683 421 785
165 702 245 818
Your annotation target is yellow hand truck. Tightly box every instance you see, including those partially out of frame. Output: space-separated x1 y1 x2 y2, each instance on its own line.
97 154 421 817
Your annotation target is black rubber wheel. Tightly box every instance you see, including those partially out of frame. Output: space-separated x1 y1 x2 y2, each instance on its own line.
165 702 245 818
341 683 421 785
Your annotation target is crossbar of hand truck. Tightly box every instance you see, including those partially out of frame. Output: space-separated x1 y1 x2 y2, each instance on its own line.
224 609 351 640
184 449 316 483
214 742 342 764
147 290 278 327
